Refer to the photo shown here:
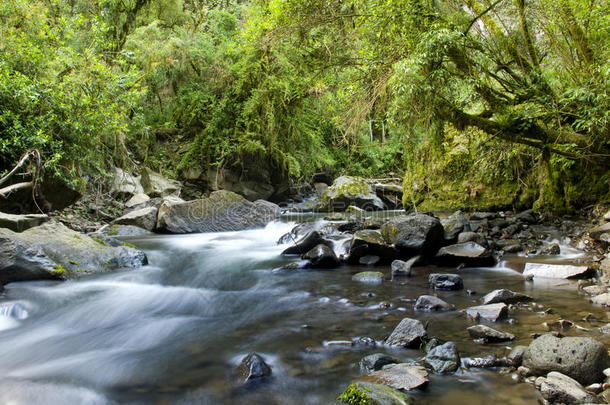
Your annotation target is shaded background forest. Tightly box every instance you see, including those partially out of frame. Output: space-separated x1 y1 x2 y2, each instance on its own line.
1 0 608 212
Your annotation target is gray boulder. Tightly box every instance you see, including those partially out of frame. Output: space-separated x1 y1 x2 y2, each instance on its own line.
140 168 181 198
457 231 486 246
429 273 463 290
124 193 150 208
282 231 326 255
465 303 508 322
467 324 514 343
360 353 401 373
435 242 495 267
414 295 452 312
235 352 271 382
482 289 533 305
156 190 280 233
0 213 49 232
110 168 144 199
523 263 593 279
337 382 414 405
425 342 460 374
381 214 444 257
385 318 427 348
112 207 158 231
523 334 609 385
508 346 528 367
316 176 385 211
539 372 599 405
0 222 147 284
302 244 340 269
391 256 420 277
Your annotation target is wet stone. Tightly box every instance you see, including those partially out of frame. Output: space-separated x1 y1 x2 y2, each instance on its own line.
465 303 508 322
360 353 401 373
236 353 272 382
467 324 515 343
428 273 463 291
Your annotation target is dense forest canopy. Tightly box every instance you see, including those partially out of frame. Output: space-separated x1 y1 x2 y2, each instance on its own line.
0 0 608 211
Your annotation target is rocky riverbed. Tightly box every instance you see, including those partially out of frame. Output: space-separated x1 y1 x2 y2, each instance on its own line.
0 171 609 404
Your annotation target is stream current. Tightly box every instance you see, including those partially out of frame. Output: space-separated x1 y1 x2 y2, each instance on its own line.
0 212 607 404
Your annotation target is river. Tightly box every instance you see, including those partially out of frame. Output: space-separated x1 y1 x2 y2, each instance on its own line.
0 214 606 404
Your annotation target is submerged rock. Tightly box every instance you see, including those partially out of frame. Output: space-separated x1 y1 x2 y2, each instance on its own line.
316 176 385 211
522 333 609 385
428 273 463 290
0 222 147 284
539 372 598 405
337 382 414 405
156 190 280 233
353 271 384 284
434 242 495 267
523 263 593 279
358 364 429 391
380 214 444 258
482 289 533 305
467 324 514 343
385 318 427 348
236 353 272 382
302 244 340 269
425 342 460 374
360 353 401 373
414 295 452 312
465 303 508 322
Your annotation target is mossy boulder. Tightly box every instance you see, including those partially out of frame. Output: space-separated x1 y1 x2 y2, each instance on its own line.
316 176 385 212
0 222 147 284
156 190 280 233
337 382 414 405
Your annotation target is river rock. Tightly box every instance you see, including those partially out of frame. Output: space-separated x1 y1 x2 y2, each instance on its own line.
96 224 154 238
539 243 561 256
508 345 527 367
523 263 593 279
337 382 414 405
465 355 506 368
112 207 158 231
282 231 326 255
523 334 609 385
428 273 463 290
539 372 599 405
156 190 280 233
236 352 271 382
590 222 610 241
360 353 401 373
482 289 533 305
0 213 49 232
515 209 537 224
316 176 385 211
348 230 398 264
0 222 147 284
302 244 340 269
110 167 144 199
391 256 419 277
353 271 384 284
425 342 460 374
465 303 508 322
358 364 429 391
591 293 610 305
140 168 181 198
414 295 452 312
467 324 514 342
385 318 427 348
381 214 444 257
457 231 486 246
435 242 495 267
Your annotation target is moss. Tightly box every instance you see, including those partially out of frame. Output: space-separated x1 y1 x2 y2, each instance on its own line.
91 236 111 247
337 384 376 405
69 260 79 265
53 264 67 275
121 242 136 248
107 229 119 236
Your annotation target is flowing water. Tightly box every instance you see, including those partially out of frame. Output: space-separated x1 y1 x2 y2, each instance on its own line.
0 215 607 404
